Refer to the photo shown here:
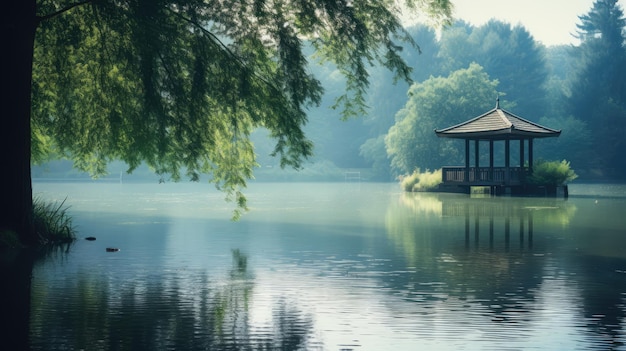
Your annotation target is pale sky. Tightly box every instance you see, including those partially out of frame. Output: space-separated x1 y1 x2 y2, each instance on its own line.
451 0 626 46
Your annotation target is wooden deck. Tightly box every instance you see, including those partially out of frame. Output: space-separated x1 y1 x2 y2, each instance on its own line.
439 166 568 197
441 166 528 186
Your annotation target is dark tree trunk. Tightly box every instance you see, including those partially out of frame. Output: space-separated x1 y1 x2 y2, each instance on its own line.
1 0 38 244
0 249 36 349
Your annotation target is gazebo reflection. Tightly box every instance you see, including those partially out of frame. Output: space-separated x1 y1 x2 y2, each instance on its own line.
441 197 576 250
392 192 576 253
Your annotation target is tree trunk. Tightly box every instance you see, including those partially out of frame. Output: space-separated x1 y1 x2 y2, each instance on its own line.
0 249 37 349
1 0 38 245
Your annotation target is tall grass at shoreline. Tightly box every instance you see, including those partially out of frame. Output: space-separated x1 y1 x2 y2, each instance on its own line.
33 197 76 245
0 198 77 248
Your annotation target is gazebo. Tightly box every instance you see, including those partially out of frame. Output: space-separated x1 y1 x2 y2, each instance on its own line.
434 99 561 195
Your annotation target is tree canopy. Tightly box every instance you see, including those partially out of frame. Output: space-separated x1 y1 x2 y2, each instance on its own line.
385 63 500 175
2 0 454 242
353 19 550 180
438 19 548 118
24 0 453 215
567 0 626 175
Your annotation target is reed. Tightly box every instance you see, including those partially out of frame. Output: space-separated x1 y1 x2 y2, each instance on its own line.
33 197 76 245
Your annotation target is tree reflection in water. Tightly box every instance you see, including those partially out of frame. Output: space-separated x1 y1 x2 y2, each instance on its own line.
0 244 74 351
29 249 318 350
388 192 626 348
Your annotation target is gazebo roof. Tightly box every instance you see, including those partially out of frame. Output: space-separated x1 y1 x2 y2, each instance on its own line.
435 99 561 140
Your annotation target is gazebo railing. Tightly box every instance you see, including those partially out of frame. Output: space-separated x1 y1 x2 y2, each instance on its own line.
442 166 527 185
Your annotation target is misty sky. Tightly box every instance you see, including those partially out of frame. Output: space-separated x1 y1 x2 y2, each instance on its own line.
453 0 626 46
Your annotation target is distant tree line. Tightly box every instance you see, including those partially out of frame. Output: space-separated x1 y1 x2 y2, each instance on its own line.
34 0 626 183
250 0 623 181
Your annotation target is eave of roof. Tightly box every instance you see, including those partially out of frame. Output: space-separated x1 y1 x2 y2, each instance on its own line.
434 100 561 140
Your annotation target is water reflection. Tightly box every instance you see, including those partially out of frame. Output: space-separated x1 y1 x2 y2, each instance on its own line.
444 196 577 250
392 192 577 251
23 182 626 350
29 249 319 351
0 244 74 351
387 192 626 349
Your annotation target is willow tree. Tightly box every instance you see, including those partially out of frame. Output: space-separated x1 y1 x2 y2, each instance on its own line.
2 0 452 244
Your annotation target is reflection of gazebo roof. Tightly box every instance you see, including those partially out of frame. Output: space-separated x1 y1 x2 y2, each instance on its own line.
435 99 561 140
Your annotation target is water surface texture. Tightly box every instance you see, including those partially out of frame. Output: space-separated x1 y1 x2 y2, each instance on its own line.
29 182 626 350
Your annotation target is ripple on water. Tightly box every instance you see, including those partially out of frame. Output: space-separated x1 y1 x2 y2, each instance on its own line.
26 182 626 350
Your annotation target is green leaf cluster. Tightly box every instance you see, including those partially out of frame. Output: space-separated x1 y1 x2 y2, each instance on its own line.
528 160 578 186
385 63 500 175
400 168 442 192
30 0 452 216
567 0 626 176
438 20 548 119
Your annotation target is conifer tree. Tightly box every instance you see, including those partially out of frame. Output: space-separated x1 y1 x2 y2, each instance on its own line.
569 0 626 174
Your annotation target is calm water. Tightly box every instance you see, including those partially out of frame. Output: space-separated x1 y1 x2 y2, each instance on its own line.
22 181 626 350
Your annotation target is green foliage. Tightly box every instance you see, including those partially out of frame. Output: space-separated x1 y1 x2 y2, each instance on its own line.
385 63 499 175
438 19 549 118
568 0 626 175
401 172 420 192
0 198 76 248
400 168 442 192
359 135 392 180
528 160 578 186
33 197 76 244
30 0 453 217
354 24 440 179
535 116 592 167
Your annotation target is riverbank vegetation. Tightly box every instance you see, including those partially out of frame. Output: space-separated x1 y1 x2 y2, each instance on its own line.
528 160 578 186
0 199 75 249
400 169 443 192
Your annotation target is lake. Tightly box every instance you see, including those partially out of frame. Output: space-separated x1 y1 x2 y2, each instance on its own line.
18 181 626 350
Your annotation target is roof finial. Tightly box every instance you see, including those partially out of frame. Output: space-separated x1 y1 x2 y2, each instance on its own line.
496 96 500 109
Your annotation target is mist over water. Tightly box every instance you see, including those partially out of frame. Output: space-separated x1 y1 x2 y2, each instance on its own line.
28 181 626 350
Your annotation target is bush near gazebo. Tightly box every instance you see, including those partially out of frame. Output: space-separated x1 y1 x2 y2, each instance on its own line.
400 168 443 192
528 160 578 186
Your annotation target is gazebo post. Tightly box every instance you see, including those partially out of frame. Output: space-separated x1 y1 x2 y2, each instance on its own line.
505 139 510 183
474 140 479 181
519 138 526 181
434 99 561 194
529 139 534 173
465 139 470 183
489 140 494 181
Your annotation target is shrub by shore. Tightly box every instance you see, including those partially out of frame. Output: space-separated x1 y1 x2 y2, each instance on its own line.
400 169 442 192
528 160 578 186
